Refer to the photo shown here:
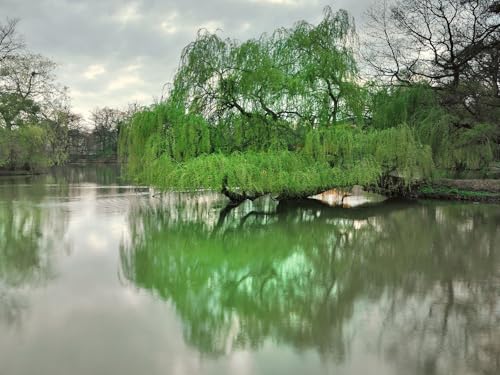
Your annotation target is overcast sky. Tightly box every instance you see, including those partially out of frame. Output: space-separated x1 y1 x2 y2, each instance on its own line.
1 0 374 119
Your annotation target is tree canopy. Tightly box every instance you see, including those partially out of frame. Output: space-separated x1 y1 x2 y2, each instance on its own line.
172 7 362 128
119 6 434 200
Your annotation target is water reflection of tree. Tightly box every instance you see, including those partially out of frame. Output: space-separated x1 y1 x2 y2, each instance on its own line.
121 195 499 374
0 180 68 326
48 164 122 185
367 203 500 375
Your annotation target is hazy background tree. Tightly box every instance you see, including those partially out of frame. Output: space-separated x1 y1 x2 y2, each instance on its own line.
90 107 124 158
87 104 141 161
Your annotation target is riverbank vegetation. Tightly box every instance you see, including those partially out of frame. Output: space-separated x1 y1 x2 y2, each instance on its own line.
118 1 499 201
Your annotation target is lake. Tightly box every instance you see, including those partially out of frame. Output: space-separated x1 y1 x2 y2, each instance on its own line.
0 165 499 375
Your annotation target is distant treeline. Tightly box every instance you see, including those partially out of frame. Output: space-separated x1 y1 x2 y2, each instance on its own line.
67 105 141 164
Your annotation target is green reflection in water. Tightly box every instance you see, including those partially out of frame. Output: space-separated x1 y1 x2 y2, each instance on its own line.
0 184 68 327
0 167 498 375
0 164 121 326
121 194 500 374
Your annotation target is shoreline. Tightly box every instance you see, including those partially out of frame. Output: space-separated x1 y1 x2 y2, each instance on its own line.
2 166 498 204
415 179 500 204
415 188 500 203
0 170 44 177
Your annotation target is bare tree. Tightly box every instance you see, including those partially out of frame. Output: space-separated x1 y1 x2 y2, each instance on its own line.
0 18 24 64
364 0 500 88
1 54 58 100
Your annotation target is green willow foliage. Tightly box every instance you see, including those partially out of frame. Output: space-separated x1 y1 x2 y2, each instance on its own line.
172 6 362 127
119 7 434 199
118 102 211 177
120 104 430 198
303 125 433 180
369 85 499 170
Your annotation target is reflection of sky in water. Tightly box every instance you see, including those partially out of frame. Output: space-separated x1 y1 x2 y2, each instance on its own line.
0 168 499 375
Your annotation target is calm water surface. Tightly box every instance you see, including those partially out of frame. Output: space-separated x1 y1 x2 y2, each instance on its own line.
0 166 499 375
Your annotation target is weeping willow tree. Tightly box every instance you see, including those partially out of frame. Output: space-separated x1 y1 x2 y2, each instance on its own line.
119 6 434 200
120 112 431 199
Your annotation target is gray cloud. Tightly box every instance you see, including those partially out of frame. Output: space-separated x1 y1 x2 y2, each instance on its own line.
1 0 374 118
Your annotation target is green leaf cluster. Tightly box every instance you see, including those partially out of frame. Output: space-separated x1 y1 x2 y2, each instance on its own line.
369 84 499 171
